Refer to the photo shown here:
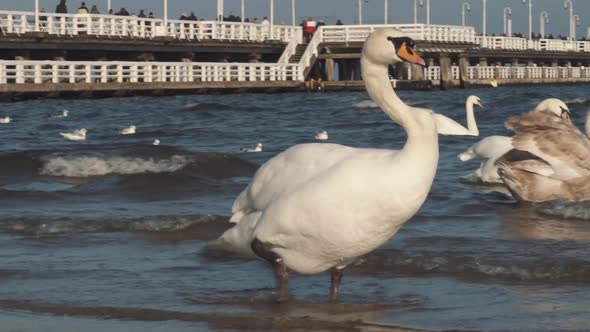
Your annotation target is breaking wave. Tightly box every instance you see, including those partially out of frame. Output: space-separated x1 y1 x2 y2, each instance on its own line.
352 100 379 109
352 249 590 283
0 215 231 236
41 155 190 177
0 151 258 178
535 200 590 221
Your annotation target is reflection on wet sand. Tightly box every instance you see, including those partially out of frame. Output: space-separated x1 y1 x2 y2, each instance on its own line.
499 203 590 241
0 298 431 332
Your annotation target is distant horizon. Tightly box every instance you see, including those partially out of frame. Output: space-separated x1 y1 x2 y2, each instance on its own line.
0 0 588 37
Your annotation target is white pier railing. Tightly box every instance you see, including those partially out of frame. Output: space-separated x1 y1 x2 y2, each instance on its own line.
0 60 302 84
418 65 590 81
321 24 477 44
477 36 590 53
0 10 301 42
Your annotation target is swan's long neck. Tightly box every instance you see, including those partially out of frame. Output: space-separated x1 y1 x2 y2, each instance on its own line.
361 56 438 164
465 101 479 136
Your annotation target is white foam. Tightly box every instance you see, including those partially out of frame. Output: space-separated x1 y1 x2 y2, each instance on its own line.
352 100 379 109
40 155 190 177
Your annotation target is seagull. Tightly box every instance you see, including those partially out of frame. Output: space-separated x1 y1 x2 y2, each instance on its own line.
60 128 87 141
121 126 136 135
0 117 11 124
153 139 160 146
240 143 262 153
50 110 69 118
315 130 329 140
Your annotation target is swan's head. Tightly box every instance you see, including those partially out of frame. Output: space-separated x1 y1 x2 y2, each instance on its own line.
79 128 87 134
63 110 69 115
362 28 425 67
467 95 484 108
130 126 137 130
256 143 263 148
534 98 571 124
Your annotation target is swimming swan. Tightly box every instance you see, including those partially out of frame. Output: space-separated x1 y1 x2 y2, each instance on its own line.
240 143 263 152
315 130 328 140
212 29 441 302
459 98 571 184
0 117 11 124
121 126 136 135
60 128 87 141
434 95 483 136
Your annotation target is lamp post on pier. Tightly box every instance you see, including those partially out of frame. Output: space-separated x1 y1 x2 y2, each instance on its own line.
482 0 487 36
564 0 573 40
462 1 471 27
358 0 363 24
421 0 430 25
241 0 245 22
414 0 419 24
34 0 39 31
217 0 224 21
107 0 111 13
291 0 295 26
164 0 168 25
540 11 549 38
522 0 533 40
503 7 512 36
384 0 388 24
573 14 581 40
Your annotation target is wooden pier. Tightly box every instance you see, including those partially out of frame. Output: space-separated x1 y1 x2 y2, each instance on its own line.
1 11 590 100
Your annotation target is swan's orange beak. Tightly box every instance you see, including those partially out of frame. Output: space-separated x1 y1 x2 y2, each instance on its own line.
397 43 426 67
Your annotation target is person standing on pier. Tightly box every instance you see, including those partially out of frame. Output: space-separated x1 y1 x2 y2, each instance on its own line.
261 17 270 38
90 5 99 14
55 0 67 13
77 2 88 14
303 18 316 42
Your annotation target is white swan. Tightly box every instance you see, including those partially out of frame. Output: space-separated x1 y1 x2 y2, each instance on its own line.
212 29 439 302
60 128 87 141
0 116 11 124
153 139 160 146
121 126 136 135
240 143 263 152
490 79 498 88
315 130 328 140
460 98 571 184
50 110 69 118
434 95 483 136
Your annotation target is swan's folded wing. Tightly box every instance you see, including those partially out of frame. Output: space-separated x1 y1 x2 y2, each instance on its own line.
434 113 472 136
506 112 590 179
230 143 371 223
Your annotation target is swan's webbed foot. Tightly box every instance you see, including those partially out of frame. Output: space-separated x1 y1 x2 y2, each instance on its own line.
329 267 345 303
251 238 289 302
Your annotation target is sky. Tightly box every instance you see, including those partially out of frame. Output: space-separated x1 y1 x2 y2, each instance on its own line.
1 0 589 37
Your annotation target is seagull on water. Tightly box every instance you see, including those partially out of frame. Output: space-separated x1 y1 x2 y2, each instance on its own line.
315 130 329 140
241 143 262 152
50 110 69 118
60 128 87 141
153 139 160 146
0 117 11 124
121 126 136 135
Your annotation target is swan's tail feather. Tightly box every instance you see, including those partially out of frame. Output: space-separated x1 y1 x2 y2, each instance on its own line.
230 188 251 223
458 150 476 161
208 211 262 257
497 162 525 201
